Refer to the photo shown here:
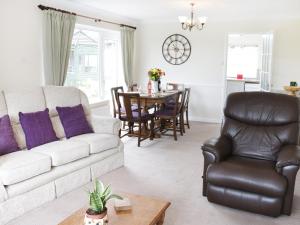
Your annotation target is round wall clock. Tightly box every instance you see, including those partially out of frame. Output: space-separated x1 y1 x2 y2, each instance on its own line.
162 34 191 65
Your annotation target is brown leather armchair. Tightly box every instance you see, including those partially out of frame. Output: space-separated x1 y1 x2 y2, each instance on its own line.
202 92 300 217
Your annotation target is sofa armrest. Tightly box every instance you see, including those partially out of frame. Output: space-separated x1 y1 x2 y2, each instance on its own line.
276 145 300 169
201 136 232 162
0 180 8 203
90 115 121 135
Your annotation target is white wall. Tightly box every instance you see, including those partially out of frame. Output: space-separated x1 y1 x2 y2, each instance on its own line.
135 19 300 122
0 0 44 91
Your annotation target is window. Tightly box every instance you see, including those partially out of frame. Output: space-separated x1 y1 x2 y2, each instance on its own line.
226 46 260 80
65 25 124 103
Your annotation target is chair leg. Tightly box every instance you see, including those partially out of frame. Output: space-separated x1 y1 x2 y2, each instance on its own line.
138 122 142 147
178 117 183 136
173 118 177 141
128 122 131 134
186 109 190 129
160 119 165 132
150 118 154 140
180 114 184 136
182 112 186 133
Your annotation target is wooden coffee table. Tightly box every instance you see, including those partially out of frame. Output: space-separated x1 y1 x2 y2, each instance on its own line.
58 193 171 225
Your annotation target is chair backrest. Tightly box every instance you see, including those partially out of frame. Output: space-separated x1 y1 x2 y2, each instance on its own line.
222 92 299 161
166 83 185 91
184 88 191 109
164 92 181 116
117 93 142 122
178 91 186 114
111 86 124 118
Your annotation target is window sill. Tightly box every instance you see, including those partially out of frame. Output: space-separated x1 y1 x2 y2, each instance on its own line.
90 100 110 109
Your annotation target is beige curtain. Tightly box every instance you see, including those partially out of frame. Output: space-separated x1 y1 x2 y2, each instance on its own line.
43 10 76 86
120 26 135 87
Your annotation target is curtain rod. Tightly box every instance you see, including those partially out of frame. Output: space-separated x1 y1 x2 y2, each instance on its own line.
37 4 137 30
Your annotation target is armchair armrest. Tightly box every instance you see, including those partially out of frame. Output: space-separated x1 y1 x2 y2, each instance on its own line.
201 136 232 196
276 145 300 215
276 145 300 169
201 136 232 162
89 115 121 135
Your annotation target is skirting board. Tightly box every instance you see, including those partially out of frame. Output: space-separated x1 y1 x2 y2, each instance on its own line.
190 117 222 124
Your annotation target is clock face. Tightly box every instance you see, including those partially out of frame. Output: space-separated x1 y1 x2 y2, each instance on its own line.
162 34 191 65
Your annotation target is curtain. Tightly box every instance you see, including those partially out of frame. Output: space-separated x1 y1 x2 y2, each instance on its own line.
43 10 76 86
260 34 273 92
120 26 135 88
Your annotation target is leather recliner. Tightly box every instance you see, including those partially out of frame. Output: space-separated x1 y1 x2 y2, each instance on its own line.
202 92 300 217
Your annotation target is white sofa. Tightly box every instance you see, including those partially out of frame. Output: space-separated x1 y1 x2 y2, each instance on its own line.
0 86 124 224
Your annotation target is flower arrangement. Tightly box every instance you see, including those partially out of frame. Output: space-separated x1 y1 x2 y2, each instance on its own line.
148 68 165 81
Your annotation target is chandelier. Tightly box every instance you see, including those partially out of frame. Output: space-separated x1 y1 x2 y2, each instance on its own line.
178 3 207 31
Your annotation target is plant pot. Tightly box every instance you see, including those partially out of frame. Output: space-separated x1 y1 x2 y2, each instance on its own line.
84 208 108 225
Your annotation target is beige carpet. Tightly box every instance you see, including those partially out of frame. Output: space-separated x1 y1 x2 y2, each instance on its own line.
7 122 300 225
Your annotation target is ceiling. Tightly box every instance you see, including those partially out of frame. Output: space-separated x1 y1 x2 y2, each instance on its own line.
67 0 300 22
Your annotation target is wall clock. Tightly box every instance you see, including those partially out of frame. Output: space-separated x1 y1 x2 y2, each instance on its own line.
162 34 191 65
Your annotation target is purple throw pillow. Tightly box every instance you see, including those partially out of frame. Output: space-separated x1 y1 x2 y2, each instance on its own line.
19 108 58 150
0 115 19 156
56 104 93 139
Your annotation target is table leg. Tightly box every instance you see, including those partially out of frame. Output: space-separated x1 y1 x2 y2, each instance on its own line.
156 212 165 225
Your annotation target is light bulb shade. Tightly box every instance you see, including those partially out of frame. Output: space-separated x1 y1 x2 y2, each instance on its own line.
198 16 207 24
178 16 187 23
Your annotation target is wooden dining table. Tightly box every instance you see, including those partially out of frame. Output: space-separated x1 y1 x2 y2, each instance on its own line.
127 90 180 138
134 90 179 109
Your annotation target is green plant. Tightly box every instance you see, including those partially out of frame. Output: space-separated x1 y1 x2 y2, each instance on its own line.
88 180 122 214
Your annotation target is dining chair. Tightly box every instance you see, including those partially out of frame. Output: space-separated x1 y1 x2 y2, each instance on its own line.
182 88 191 132
166 83 185 91
156 92 185 141
111 86 139 118
111 86 124 118
117 92 155 147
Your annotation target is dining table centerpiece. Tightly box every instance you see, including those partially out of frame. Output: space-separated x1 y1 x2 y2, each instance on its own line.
148 68 165 93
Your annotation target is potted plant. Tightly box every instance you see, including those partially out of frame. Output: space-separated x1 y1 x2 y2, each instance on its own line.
148 68 165 93
84 180 122 225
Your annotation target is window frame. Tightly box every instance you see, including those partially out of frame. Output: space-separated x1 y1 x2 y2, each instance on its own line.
65 23 123 104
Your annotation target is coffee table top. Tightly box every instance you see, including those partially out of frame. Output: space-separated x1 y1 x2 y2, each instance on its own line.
58 193 171 225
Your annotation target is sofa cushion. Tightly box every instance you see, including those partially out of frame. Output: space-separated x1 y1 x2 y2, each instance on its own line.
57 104 93 138
0 115 19 156
0 91 7 117
19 108 58 149
31 140 90 166
4 88 46 124
207 156 287 197
71 133 119 154
51 116 65 139
43 86 90 117
0 151 51 185
11 123 26 150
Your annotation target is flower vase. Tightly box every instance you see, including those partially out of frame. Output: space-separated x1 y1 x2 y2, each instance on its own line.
152 81 159 93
